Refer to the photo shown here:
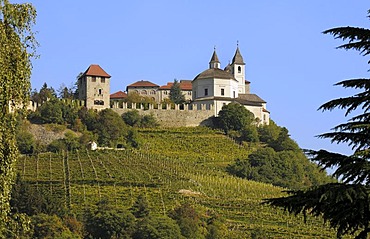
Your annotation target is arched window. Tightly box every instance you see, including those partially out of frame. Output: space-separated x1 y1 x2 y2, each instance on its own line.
238 66 241 73
98 88 102 95
141 90 147 95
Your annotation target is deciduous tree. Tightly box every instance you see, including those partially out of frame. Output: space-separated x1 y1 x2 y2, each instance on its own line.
0 0 37 235
265 10 370 239
217 102 255 133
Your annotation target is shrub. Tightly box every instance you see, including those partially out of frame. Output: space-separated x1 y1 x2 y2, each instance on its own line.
84 200 136 239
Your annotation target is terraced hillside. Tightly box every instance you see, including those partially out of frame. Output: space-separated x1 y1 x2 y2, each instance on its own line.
16 127 336 238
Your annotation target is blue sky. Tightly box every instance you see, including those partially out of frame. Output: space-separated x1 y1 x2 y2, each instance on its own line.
18 0 369 155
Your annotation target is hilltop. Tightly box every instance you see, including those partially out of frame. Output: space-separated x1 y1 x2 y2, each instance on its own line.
15 126 337 238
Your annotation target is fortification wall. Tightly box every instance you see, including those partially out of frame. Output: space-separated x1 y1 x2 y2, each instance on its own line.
18 99 215 127
111 103 215 127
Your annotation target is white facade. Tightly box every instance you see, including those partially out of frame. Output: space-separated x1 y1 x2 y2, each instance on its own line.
192 47 269 125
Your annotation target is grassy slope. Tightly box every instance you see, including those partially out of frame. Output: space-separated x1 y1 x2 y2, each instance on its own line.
17 127 336 238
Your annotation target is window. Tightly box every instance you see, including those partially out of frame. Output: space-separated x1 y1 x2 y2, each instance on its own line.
164 91 168 95
92 76 96 82
204 88 208 96
101 77 105 83
233 91 235 98
98 88 102 95
188 91 192 95
151 90 156 95
94 100 104 105
221 88 225 96
141 90 147 95
238 66 241 73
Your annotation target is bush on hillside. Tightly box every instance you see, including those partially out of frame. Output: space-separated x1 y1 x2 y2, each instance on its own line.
217 102 255 134
227 147 332 189
122 110 159 128
16 130 35 154
84 200 136 239
168 203 204 239
31 214 79 239
30 98 79 127
11 175 68 217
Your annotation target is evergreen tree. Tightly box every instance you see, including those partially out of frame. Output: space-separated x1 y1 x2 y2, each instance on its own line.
169 79 185 104
265 10 370 239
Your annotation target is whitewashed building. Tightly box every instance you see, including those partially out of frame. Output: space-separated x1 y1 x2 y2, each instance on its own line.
192 47 269 124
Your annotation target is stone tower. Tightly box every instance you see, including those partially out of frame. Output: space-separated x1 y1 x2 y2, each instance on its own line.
78 64 111 110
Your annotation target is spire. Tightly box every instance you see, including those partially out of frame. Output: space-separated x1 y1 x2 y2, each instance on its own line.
209 47 220 69
231 43 245 65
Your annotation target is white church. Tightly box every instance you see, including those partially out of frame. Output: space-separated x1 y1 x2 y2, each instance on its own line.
192 46 269 124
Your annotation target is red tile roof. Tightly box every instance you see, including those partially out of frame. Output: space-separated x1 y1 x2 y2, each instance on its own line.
127 80 159 88
110 91 127 99
83 64 111 78
159 82 192 91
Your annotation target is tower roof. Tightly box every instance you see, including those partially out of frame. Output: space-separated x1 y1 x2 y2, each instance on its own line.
209 49 220 64
82 64 111 78
231 47 245 65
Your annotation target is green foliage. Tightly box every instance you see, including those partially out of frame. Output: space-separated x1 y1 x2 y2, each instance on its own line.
266 11 370 239
122 110 159 128
33 98 79 126
217 102 255 133
15 128 338 238
31 83 57 104
205 212 228 239
132 216 183 239
228 123 330 189
125 91 156 109
16 125 35 154
148 216 183 239
257 120 281 145
57 84 76 100
10 175 68 217
122 110 141 127
47 131 80 152
31 214 78 239
0 0 37 235
130 194 150 218
140 114 159 128
84 200 136 239
78 107 98 131
241 124 259 142
169 203 204 239
228 147 332 189
94 109 127 147
169 79 185 104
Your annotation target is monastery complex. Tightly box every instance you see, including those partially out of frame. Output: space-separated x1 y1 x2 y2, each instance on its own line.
77 46 269 125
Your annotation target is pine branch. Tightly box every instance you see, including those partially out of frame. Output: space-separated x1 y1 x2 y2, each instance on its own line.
323 27 370 56
334 79 370 91
264 184 370 238
305 150 370 184
318 131 370 150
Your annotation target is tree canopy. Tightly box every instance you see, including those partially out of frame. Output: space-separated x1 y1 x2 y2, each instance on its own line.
217 102 255 133
265 10 370 239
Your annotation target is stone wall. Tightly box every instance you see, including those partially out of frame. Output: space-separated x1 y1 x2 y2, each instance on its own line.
111 104 215 127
